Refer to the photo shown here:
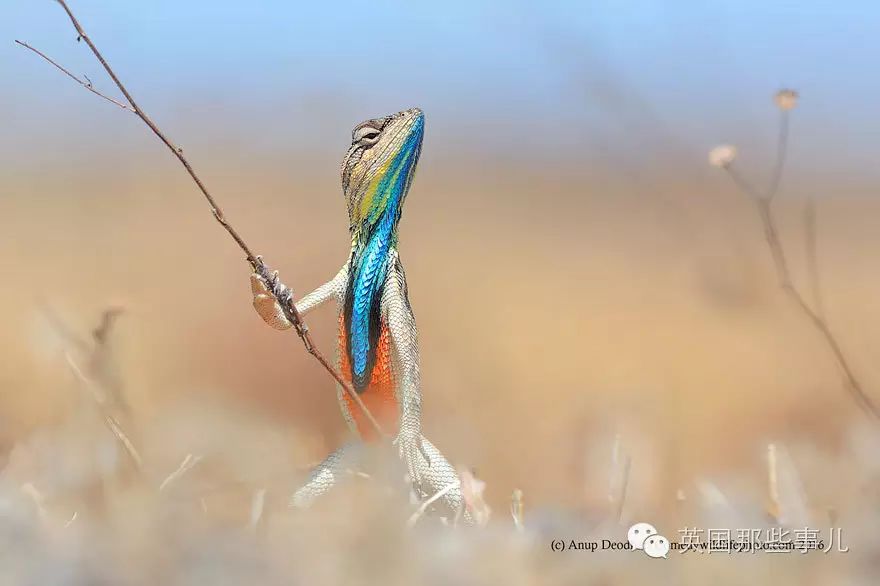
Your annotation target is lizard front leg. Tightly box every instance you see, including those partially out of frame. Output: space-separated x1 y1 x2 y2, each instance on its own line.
251 263 348 329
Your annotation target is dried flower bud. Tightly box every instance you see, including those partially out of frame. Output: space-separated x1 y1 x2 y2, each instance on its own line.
458 467 491 526
708 144 737 168
774 89 798 111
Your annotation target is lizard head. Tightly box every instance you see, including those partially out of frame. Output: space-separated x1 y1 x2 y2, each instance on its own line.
340 107 424 246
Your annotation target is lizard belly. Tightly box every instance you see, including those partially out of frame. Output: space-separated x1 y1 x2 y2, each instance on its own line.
338 315 399 441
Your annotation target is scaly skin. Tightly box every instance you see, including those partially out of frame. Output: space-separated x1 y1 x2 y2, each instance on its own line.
250 108 466 520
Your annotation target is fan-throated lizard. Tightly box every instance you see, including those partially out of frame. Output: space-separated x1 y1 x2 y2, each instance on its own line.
250 108 466 520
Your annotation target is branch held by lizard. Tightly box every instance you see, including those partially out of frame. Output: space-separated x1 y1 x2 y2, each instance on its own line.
17 0 386 439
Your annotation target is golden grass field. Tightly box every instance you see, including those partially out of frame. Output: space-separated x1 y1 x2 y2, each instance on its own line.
2 93 879 582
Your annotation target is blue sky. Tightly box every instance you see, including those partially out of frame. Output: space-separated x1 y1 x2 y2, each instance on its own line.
4 1 880 182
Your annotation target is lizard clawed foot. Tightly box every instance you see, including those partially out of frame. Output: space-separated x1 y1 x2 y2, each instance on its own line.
395 432 432 494
250 266 294 331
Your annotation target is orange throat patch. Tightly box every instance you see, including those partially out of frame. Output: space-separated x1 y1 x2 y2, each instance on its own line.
338 316 399 441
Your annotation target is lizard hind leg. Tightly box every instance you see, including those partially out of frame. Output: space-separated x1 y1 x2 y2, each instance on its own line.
289 443 365 508
414 435 471 523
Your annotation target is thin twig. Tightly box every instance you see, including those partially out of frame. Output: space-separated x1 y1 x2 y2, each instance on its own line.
766 110 790 201
17 0 385 438
406 480 460 528
748 191 877 417
255 264 387 437
14 40 131 110
753 196 793 289
726 166 765 201
724 107 879 419
804 197 825 317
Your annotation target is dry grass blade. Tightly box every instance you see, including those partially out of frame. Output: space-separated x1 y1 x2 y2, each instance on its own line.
159 453 203 492
767 443 780 519
63 510 79 529
40 303 144 475
510 488 524 531
20 482 50 524
406 480 460 528
249 488 267 531
64 352 144 472
766 443 809 526
614 454 631 523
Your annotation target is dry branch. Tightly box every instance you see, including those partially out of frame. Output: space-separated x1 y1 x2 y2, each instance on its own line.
16 0 385 438
719 95 880 420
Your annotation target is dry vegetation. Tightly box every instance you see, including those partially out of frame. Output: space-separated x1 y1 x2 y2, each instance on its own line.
4 97 880 582
5 3 880 584
1 304 879 584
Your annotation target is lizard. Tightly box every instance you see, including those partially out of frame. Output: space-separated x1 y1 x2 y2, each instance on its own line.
249 107 467 520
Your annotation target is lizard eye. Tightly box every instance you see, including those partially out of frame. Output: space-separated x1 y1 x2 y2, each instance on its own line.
352 125 381 146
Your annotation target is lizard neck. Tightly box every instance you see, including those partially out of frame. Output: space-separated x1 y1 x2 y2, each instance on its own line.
344 203 400 393
341 112 420 394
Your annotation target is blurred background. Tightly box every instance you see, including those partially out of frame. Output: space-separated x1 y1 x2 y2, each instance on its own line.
2 1 880 582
